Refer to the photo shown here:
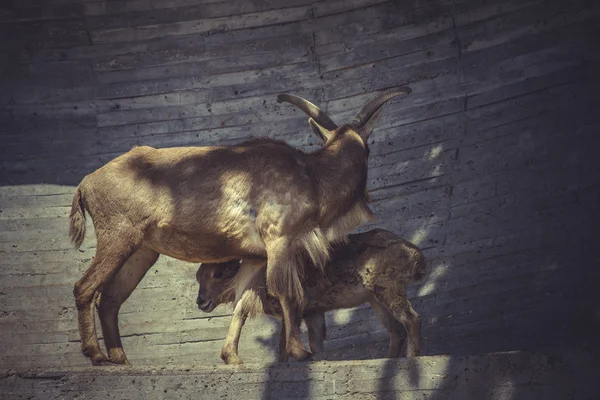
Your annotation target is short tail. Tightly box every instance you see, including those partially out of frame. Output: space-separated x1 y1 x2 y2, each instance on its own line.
411 250 428 282
69 186 86 250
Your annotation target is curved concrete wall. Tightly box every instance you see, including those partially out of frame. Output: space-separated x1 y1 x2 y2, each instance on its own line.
1 0 599 368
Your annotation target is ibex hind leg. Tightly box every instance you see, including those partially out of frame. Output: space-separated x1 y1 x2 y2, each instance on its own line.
265 237 312 361
369 300 407 358
73 225 143 366
98 246 158 365
373 291 421 357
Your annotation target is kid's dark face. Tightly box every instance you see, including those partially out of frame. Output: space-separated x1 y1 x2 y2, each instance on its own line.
195 261 240 313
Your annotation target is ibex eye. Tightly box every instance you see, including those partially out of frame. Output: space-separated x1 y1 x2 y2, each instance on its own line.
213 271 223 279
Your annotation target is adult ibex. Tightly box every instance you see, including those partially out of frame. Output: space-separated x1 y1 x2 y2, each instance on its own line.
69 87 411 365
196 229 426 364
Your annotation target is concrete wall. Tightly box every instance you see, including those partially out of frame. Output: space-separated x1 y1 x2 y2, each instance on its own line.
2 351 599 399
1 0 599 369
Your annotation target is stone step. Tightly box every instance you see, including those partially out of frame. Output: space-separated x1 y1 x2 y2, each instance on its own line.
1 350 598 399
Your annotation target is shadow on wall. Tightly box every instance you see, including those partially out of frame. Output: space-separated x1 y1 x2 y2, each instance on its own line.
374 351 599 399
0 109 316 188
248 279 594 399
245 193 598 399
250 315 596 399
0 0 436 190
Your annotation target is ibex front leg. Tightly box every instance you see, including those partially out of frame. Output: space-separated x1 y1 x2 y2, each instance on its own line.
265 237 312 361
277 296 310 360
221 293 252 365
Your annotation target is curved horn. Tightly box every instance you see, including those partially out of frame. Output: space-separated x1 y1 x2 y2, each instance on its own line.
277 93 338 130
351 86 412 129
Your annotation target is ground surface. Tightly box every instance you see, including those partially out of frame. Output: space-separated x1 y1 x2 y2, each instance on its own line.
2 351 598 399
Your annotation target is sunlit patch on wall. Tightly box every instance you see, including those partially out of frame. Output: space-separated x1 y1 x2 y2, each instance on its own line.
409 215 440 245
418 262 449 297
427 144 443 160
333 309 355 326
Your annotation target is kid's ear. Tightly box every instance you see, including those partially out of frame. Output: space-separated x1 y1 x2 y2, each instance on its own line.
309 118 334 142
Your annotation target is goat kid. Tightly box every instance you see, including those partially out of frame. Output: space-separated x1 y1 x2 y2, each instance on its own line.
196 229 426 364
69 87 412 365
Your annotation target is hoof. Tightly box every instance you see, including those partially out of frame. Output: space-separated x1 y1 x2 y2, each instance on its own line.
221 351 244 365
278 354 289 363
290 348 312 362
222 353 244 365
93 359 132 367
226 357 244 365
83 351 108 366
108 354 131 366
90 354 110 366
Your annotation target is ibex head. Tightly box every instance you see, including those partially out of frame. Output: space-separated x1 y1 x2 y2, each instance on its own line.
277 86 412 147
196 260 241 312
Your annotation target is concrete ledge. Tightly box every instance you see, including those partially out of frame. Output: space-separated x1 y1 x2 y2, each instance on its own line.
1 351 598 399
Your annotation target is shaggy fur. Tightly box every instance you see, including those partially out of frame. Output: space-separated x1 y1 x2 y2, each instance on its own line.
196 228 427 364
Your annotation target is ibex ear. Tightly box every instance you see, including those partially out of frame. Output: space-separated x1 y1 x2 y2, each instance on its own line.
358 109 382 141
309 117 334 143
